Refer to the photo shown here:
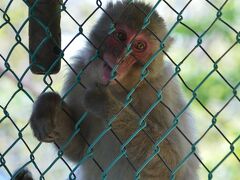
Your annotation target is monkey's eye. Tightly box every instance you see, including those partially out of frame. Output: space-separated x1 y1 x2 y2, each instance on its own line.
113 31 127 42
133 41 147 52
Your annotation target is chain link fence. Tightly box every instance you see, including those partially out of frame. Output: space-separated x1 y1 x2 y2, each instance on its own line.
0 0 239 179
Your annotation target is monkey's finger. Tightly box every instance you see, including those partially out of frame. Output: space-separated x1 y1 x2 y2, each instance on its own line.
13 168 33 180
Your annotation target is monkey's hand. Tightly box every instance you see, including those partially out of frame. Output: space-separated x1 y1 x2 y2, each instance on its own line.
30 92 89 161
30 92 62 142
83 84 121 119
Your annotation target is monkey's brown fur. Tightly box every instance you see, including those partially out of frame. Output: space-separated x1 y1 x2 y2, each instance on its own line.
24 1 199 179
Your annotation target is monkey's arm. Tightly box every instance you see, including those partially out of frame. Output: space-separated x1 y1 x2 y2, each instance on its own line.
83 85 142 148
30 92 88 162
83 85 138 121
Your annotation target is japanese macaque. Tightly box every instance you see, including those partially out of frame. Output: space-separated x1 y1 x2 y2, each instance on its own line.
17 1 199 180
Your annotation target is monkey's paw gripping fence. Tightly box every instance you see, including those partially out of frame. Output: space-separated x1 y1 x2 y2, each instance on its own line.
0 0 239 179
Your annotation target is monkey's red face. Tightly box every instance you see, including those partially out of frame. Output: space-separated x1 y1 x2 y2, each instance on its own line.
100 25 152 85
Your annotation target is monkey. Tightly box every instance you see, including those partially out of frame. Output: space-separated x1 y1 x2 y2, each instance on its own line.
16 1 199 180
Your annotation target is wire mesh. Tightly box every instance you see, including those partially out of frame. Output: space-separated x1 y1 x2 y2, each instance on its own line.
0 0 239 179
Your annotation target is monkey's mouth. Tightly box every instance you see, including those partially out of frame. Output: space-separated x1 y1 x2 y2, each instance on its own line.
102 63 113 84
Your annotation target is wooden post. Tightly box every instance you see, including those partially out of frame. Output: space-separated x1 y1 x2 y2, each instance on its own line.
28 0 62 74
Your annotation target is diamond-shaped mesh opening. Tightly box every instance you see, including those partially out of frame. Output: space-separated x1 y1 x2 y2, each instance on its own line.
215 98 240 142
198 127 230 169
217 44 240 86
